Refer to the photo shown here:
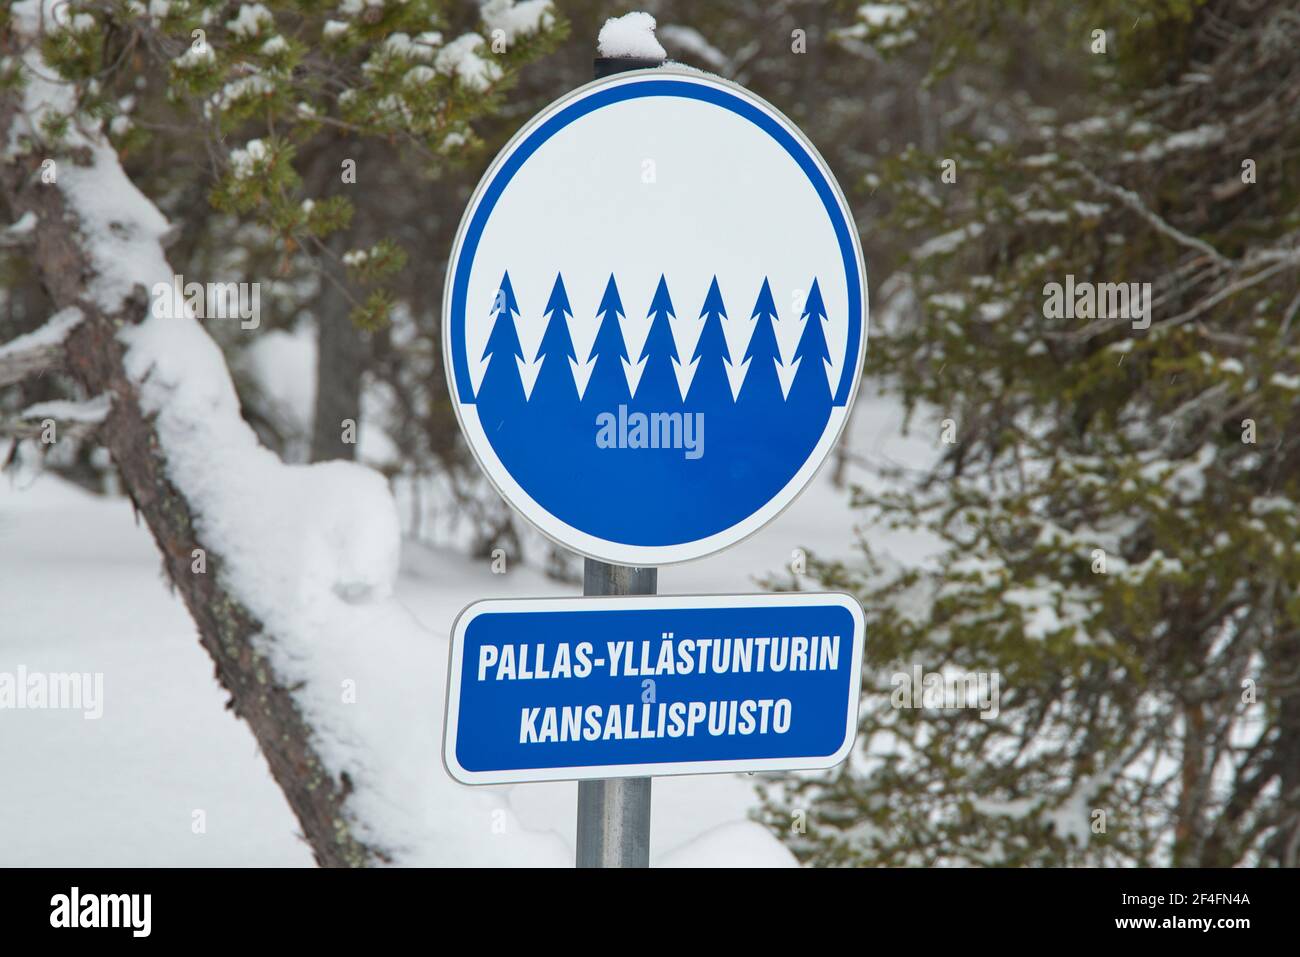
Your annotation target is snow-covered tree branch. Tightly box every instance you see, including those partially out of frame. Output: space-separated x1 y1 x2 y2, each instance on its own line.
763 0 1300 867
1 0 392 866
0 0 572 867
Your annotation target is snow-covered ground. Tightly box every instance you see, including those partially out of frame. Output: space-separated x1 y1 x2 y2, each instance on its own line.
0 0 951 869
0 390 935 867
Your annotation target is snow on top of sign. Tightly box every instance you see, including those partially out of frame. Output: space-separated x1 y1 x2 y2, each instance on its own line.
597 11 667 60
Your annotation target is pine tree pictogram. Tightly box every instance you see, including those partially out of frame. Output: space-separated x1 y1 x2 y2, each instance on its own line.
584 274 632 405
477 271 525 405
742 277 785 404
686 276 735 406
531 273 581 403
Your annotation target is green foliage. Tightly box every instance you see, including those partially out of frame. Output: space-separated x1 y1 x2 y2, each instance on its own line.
32 0 566 331
764 0 1300 867
351 287 397 332
343 238 406 283
40 7 106 80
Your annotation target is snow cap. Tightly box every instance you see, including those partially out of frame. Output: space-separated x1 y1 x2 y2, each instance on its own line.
597 11 667 60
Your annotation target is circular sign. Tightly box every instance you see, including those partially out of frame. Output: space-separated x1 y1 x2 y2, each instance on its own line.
444 68 868 565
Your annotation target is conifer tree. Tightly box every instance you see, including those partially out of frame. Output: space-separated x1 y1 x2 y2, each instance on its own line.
532 273 579 404
476 272 525 420
475 273 525 442
687 276 735 407
742 277 786 404
635 275 683 406
0 0 563 864
786 279 832 411
762 0 1300 868
584 275 631 406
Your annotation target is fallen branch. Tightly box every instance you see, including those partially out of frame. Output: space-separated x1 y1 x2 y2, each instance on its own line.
0 1 381 867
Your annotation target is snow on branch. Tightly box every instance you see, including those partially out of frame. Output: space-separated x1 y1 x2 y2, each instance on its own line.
0 306 82 387
21 393 112 424
2 0 566 867
1070 162 1230 267
1 392 110 442
0 211 38 247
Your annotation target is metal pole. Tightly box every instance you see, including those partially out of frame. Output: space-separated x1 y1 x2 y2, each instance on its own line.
575 47 666 871
577 561 656 868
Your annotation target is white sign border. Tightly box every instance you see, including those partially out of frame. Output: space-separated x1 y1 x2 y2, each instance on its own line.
441 67 870 567
442 591 866 786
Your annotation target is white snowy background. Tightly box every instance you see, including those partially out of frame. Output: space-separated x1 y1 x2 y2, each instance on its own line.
0 7 942 868
0 382 937 867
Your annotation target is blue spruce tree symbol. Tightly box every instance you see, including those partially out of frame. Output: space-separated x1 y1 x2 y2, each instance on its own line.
687 276 734 407
477 271 525 406
787 278 833 411
635 275 684 406
531 273 579 405
742 277 785 405
584 274 631 405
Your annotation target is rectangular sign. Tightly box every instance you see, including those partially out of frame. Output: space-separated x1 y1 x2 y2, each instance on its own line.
443 592 865 785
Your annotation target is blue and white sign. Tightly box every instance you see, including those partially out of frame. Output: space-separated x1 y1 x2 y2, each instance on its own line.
443 593 865 785
443 69 869 565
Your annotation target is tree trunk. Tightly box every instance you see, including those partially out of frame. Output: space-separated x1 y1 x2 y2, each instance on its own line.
310 240 365 462
0 84 381 871
1263 632 1300 866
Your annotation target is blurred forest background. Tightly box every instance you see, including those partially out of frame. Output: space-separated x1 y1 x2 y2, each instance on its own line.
3 0 1298 867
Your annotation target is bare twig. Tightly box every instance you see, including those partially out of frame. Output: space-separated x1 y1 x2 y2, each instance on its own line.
1069 162 1231 266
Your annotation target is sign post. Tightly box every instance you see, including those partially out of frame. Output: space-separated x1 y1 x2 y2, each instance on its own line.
441 45 869 867
573 52 668 870
577 560 656 867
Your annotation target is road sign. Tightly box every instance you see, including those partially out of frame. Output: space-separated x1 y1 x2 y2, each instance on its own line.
443 592 865 785
443 68 869 566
